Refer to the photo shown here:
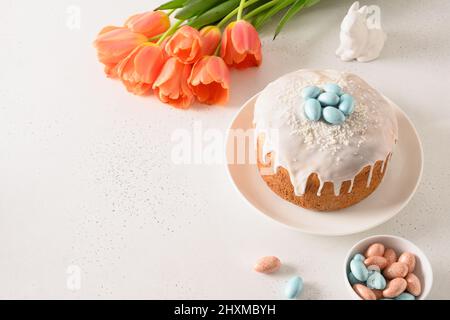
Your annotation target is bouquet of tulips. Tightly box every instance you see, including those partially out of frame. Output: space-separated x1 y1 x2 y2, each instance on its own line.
94 0 320 109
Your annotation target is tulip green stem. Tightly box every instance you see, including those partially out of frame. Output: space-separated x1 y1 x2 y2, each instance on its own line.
167 9 176 17
243 0 278 20
237 0 246 20
157 19 184 45
216 0 263 28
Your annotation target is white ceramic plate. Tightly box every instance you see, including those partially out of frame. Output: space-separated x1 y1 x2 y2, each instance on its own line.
225 94 423 236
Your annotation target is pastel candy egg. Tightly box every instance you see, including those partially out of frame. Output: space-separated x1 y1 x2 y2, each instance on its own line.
254 256 281 274
398 252 416 273
366 271 387 290
405 273 422 296
338 96 355 116
348 272 362 286
383 262 408 280
323 107 345 125
323 83 343 96
367 265 381 275
353 253 365 262
301 86 321 99
318 92 340 106
365 243 385 257
304 99 322 121
364 256 388 270
353 284 376 300
285 276 303 299
383 278 407 298
383 248 397 267
350 259 369 281
395 293 415 300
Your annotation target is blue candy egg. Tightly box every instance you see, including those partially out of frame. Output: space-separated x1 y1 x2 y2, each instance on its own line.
366 272 386 290
304 99 322 121
323 107 346 125
348 272 362 286
350 259 369 282
339 94 355 115
285 276 303 299
323 83 343 96
318 92 340 106
352 253 365 262
301 86 321 99
395 293 415 300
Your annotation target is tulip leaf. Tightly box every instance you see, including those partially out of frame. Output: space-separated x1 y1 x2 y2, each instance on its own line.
273 0 307 39
189 0 240 29
273 0 320 39
175 0 227 20
156 0 188 10
253 0 296 30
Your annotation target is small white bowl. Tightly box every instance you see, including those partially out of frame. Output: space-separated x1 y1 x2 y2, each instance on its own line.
344 235 433 300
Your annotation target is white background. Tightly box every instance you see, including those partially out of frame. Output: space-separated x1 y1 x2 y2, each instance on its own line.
1 0 449 299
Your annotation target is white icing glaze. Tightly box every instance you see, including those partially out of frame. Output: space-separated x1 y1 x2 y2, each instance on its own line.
254 69 398 196
336 1 387 63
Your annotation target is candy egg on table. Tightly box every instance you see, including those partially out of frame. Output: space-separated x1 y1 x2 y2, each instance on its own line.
304 99 322 121
317 92 340 106
285 276 303 299
254 256 281 274
323 107 345 125
301 85 322 99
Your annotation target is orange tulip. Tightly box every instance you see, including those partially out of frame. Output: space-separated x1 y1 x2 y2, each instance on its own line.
117 43 166 96
125 10 170 38
188 56 230 105
94 26 147 77
153 57 194 109
221 20 262 69
200 26 221 56
165 26 204 64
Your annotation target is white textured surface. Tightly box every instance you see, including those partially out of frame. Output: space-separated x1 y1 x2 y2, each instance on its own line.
0 0 449 299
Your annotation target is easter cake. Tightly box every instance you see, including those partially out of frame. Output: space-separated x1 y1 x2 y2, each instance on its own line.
254 69 398 211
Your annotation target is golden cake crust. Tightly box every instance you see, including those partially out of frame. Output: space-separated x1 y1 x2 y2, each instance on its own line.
257 135 390 211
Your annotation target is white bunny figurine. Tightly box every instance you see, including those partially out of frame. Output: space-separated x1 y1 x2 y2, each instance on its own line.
336 1 386 62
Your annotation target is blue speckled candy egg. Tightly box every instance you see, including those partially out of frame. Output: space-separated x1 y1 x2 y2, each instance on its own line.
318 92 340 106
350 259 369 281
353 253 365 262
348 272 362 286
323 107 346 125
301 86 321 99
323 83 343 96
339 94 355 115
304 99 322 121
285 276 303 299
395 293 416 300
366 272 386 290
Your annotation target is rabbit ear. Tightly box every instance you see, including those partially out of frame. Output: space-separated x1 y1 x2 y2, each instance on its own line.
358 5 369 16
349 1 360 13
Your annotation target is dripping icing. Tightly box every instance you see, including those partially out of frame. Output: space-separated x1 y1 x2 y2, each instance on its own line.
254 69 398 197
